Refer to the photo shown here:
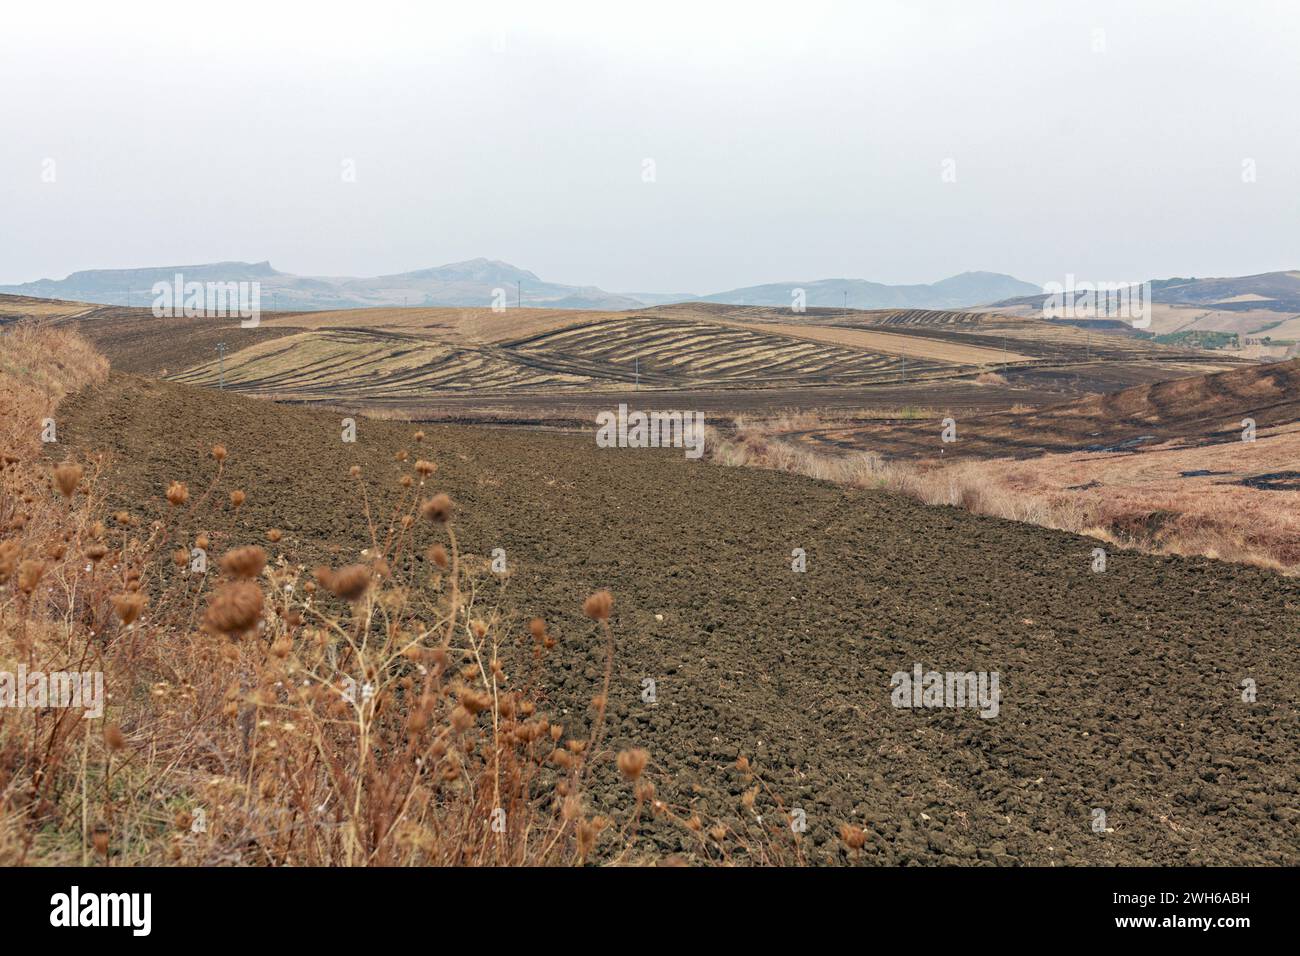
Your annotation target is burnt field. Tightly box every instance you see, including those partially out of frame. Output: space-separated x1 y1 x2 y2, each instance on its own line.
49 371 1300 865
786 358 1300 461
297 357 1242 431
29 299 1244 421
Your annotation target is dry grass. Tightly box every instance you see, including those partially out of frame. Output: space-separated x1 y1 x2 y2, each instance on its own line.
949 429 1300 571
728 407 940 431
0 321 108 420
0 297 97 321
708 413 1300 574
0 324 813 866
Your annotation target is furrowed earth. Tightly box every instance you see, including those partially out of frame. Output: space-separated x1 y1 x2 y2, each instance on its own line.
49 372 1300 865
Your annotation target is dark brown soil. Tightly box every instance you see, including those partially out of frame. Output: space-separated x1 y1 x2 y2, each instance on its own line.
53 307 300 376
50 373 1300 865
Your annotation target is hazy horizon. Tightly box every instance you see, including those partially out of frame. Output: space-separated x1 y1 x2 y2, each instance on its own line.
1 254 1048 294
3 0 1297 290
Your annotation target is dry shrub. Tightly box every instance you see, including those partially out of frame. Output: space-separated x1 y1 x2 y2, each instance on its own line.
0 324 808 866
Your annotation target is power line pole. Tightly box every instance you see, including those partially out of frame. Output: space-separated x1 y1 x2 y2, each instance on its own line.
517 280 522 309
635 356 639 390
215 342 227 389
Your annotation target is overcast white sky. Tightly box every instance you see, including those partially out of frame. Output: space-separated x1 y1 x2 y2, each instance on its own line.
2 0 1297 292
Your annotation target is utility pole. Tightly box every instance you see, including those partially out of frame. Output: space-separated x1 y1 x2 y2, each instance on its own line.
215 342 227 389
901 355 906 384
517 280 522 310
635 356 639 390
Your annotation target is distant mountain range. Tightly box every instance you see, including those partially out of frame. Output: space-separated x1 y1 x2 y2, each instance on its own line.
0 259 1042 312
698 272 1042 310
988 271 1300 313
0 260 647 311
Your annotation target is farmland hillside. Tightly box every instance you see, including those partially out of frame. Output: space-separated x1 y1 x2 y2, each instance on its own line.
44 363 1300 865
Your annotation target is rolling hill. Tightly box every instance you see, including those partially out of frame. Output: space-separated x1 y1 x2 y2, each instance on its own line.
4 294 1246 429
985 271 1300 351
990 270 1300 312
805 356 1300 460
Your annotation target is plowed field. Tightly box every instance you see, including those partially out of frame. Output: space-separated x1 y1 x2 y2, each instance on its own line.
49 372 1300 865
